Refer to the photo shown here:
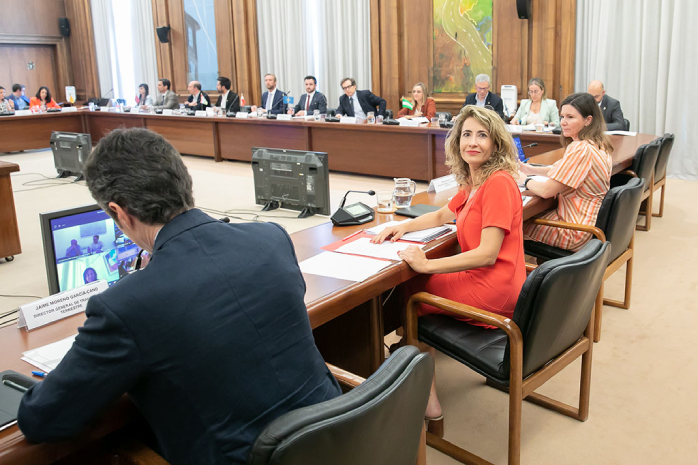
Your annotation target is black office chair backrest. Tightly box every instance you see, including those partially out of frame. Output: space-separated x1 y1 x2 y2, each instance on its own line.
436 111 452 122
385 109 394 119
247 346 434 465
653 133 675 184
595 177 644 263
505 240 611 378
631 140 661 193
624 118 630 131
327 107 336 116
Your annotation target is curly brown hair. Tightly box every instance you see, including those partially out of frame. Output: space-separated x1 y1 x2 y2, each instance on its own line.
445 106 519 188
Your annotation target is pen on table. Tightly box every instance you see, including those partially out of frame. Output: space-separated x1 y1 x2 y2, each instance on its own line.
31 371 47 378
342 229 364 241
3 379 28 393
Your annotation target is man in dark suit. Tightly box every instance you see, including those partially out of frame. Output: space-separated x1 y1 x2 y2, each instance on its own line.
588 80 626 131
253 73 285 115
215 76 240 113
291 75 327 116
462 74 505 120
336 77 386 119
185 80 210 111
18 128 341 465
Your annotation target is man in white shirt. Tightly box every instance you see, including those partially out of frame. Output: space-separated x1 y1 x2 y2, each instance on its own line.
291 75 327 116
186 81 210 111
153 79 179 110
215 77 240 113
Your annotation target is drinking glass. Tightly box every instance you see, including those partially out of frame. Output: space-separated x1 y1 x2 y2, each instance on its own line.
313 109 320 121
256 107 264 118
367 111 375 124
376 191 394 213
438 113 446 124
376 115 384 124
179 103 185 114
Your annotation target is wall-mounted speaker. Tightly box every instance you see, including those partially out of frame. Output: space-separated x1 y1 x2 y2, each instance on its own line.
516 0 531 19
59 17 70 37
156 26 171 44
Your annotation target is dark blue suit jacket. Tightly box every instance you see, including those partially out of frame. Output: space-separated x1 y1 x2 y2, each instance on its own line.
463 91 505 120
293 92 328 114
18 209 340 465
337 90 386 117
261 90 286 115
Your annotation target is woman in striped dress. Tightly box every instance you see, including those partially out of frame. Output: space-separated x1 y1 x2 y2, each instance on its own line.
519 92 613 251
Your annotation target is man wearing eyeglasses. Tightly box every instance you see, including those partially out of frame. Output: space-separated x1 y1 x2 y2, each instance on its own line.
336 77 386 119
462 74 505 120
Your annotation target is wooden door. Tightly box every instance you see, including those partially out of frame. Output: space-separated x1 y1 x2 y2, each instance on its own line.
0 44 58 100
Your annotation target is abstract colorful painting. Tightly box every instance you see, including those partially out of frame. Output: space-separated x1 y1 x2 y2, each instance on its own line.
433 0 493 93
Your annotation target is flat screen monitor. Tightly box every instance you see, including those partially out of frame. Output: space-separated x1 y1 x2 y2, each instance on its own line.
512 136 526 162
40 204 145 295
251 147 330 218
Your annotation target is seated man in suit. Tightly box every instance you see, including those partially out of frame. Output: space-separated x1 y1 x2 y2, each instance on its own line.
152 78 179 110
185 81 210 111
8 84 29 110
462 74 505 119
336 77 386 119
18 128 341 465
291 75 327 116
251 73 285 115
215 76 240 114
587 80 626 131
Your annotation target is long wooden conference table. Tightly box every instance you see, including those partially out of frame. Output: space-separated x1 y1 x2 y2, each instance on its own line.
0 111 657 463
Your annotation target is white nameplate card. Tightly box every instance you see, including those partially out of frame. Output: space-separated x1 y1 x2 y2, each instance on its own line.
399 119 420 127
195 110 208 117
340 116 357 124
18 280 108 331
506 124 523 133
162 109 173 115
206 107 216 116
427 174 458 193
15 110 32 116
100 106 109 112
276 114 292 121
61 107 78 113
129 106 139 113
236 111 249 118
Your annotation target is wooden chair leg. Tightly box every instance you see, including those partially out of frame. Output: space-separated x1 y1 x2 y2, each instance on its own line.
416 424 427 465
593 283 604 343
653 183 665 217
603 236 634 310
578 313 594 421
508 377 523 465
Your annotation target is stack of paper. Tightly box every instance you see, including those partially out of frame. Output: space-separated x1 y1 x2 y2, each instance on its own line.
21 334 76 372
335 237 424 261
401 225 454 243
299 252 391 282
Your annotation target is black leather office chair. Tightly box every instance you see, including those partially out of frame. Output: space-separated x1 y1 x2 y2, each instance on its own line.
405 240 610 465
384 109 393 119
247 346 433 465
623 118 630 131
241 105 252 113
610 140 660 231
435 111 452 122
525 178 645 342
651 133 675 218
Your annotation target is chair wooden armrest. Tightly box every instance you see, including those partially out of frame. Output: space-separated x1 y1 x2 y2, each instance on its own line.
326 363 366 389
617 169 638 178
525 263 537 274
527 218 606 242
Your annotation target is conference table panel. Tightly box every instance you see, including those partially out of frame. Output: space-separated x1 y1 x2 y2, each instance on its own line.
0 161 21 259
310 126 429 180
218 119 307 161
88 114 145 142
0 113 84 152
144 118 216 158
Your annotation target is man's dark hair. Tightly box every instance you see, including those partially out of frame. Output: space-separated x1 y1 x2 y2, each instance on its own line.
12 84 22 92
193 82 202 91
218 77 231 90
84 128 194 225
0 86 4 92
340 77 356 87
304 75 317 84
159 78 171 90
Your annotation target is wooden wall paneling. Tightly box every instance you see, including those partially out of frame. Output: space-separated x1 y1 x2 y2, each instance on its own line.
215 0 236 93
529 0 559 103
167 1 188 97
370 0 381 96
65 0 100 102
0 0 66 36
558 0 577 101
400 0 431 101
231 0 261 104
152 0 175 92
377 0 401 113
492 0 527 99
0 44 58 96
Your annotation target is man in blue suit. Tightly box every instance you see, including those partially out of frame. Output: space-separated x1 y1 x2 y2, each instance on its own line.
255 73 286 115
291 75 328 116
18 128 341 465
336 77 386 119
462 74 505 120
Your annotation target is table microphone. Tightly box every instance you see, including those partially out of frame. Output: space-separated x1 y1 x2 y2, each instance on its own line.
522 143 538 148
339 190 375 208
332 190 376 226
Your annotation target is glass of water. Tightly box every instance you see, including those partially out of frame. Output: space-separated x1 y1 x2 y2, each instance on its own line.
179 103 185 114
438 113 446 125
367 111 375 124
313 109 320 121
257 107 264 118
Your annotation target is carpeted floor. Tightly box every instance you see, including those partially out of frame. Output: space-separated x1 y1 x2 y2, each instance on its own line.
1 149 696 464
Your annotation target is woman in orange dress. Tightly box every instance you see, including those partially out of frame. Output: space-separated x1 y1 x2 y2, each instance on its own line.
397 82 436 120
30 86 60 111
519 92 613 251
372 105 525 433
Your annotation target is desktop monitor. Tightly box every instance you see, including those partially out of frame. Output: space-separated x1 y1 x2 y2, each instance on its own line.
512 136 526 162
251 147 330 218
40 204 145 295
49 131 92 180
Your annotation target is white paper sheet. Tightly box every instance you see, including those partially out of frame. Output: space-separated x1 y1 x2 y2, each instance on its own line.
21 334 76 373
606 130 637 136
365 220 411 235
335 237 424 261
299 252 391 282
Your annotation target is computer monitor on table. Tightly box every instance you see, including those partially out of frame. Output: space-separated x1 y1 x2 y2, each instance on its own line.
40 204 146 295
251 147 330 218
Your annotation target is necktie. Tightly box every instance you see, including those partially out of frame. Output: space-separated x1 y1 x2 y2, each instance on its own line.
306 94 310 112
349 97 353 116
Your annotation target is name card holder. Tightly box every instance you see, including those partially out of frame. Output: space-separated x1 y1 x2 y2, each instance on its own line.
276 114 292 121
427 174 458 193
340 116 357 124
18 281 108 331
195 110 207 117
61 107 78 113
162 109 174 116
15 110 32 116
506 124 523 133
100 106 109 112
129 106 140 114
236 112 249 118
